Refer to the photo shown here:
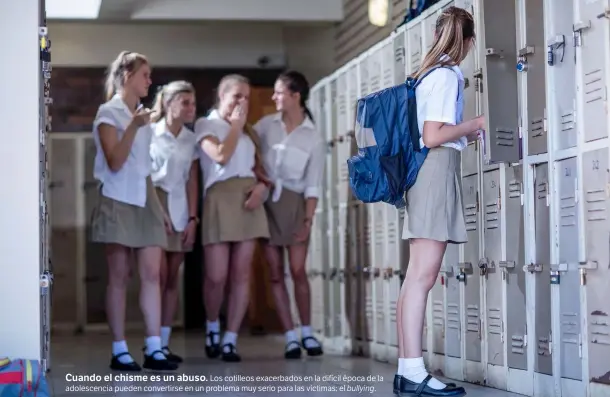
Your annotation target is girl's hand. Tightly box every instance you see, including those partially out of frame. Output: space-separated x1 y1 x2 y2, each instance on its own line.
244 183 267 210
475 115 486 131
294 218 312 243
182 218 197 247
163 212 173 235
229 103 247 130
131 108 153 128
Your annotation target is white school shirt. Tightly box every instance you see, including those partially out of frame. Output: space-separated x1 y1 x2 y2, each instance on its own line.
92 95 152 207
194 109 256 195
254 112 326 202
150 119 198 231
415 56 467 151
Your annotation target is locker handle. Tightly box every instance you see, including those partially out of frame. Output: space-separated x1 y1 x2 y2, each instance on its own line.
383 267 393 279
329 268 338 279
578 260 598 270
373 268 381 278
458 262 473 271
498 261 515 269
523 263 543 273
440 266 454 275
485 48 503 57
518 46 535 57
550 263 568 272
597 8 610 19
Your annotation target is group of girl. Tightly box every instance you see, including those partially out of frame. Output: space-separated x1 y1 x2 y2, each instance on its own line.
91 4 482 396
90 50 325 372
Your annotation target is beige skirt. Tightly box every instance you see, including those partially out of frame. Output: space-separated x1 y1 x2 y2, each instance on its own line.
90 177 168 249
264 188 307 247
155 187 192 253
402 146 467 244
201 177 270 246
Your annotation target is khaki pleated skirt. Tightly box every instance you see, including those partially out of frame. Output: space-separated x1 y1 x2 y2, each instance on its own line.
155 187 192 253
264 188 307 247
90 177 168 249
202 177 270 246
402 146 468 244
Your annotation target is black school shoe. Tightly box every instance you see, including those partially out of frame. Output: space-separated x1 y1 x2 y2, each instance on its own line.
162 346 183 363
110 353 142 371
142 350 179 371
395 374 466 396
301 336 323 356
221 343 241 362
284 341 302 359
205 331 221 359
393 374 457 395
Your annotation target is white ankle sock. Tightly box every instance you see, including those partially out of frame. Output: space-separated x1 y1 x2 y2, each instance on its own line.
401 357 447 390
300 325 320 349
145 336 166 360
161 326 171 347
206 320 220 346
222 332 238 353
285 330 298 349
112 341 133 364
398 358 405 375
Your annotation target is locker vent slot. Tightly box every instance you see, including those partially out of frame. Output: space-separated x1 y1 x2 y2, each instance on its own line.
537 336 551 356
465 203 478 231
590 311 610 346
466 304 480 333
494 128 516 146
433 300 445 327
584 69 604 105
585 188 607 222
561 312 580 345
559 194 577 227
530 118 544 138
447 303 460 330
511 335 525 354
369 55 381 92
509 181 521 198
487 308 502 335
382 44 393 87
560 111 575 132
360 65 369 96
537 182 547 199
348 67 358 104
485 201 499 229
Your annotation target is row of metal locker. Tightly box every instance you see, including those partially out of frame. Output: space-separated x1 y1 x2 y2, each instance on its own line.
301 0 610 396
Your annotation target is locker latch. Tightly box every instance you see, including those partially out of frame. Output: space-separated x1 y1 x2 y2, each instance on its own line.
338 269 345 282
478 258 489 276
516 46 535 72
579 261 598 286
458 262 473 274
473 68 483 93
498 261 515 280
40 271 53 296
572 21 591 47
383 267 393 280
597 8 610 19
523 263 543 273
373 267 381 278
547 35 566 66
329 268 338 280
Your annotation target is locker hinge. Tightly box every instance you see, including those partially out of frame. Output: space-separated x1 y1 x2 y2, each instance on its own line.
578 333 583 358
543 108 548 133
500 321 504 343
549 331 553 355
518 117 523 139
523 324 528 348
573 21 591 47
476 191 480 213
574 178 579 203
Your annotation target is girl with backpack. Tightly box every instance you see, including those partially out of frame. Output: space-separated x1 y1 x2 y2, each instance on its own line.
395 7 485 396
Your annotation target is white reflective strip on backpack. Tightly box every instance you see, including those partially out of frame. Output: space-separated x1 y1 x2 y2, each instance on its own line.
354 120 377 149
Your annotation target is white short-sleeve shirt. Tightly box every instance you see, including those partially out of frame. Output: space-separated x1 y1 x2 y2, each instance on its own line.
194 109 256 195
254 112 326 202
415 61 467 151
92 95 153 207
150 119 198 231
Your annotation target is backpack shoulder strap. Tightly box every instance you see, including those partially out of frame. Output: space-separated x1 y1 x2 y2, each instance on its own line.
413 64 457 89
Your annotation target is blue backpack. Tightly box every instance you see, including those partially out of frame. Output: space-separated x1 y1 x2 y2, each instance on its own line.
347 66 450 208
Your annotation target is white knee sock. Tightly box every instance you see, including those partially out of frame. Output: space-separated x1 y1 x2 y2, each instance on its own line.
145 336 166 360
400 357 447 390
161 326 171 347
112 340 133 364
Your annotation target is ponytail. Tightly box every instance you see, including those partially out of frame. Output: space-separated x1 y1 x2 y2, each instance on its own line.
104 50 148 101
277 70 314 125
412 6 475 79
150 88 165 123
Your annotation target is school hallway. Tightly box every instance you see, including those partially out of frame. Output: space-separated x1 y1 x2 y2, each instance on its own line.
48 331 520 397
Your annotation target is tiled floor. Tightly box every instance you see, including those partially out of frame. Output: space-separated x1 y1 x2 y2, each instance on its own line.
48 331 521 396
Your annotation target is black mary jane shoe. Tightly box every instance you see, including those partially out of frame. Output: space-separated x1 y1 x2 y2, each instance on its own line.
393 374 456 395
221 343 241 362
397 374 466 397
110 353 141 371
142 350 179 371
205 331 221 359
284 341 302 360
162 346 183 364
301 336 323 357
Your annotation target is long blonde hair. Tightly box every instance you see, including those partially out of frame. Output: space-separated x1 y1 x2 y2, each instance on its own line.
104 51 148 101
412 7 475 79
150 80 195 123
216 74 265 174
